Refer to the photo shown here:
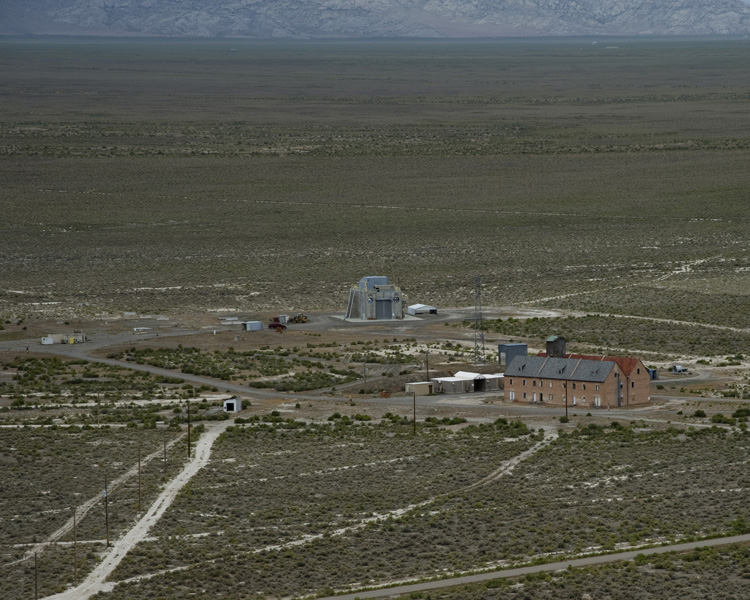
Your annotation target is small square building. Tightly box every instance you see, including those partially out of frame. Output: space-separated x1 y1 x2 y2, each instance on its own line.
223 397 242 412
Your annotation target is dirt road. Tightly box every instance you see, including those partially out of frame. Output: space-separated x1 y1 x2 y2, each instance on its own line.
319 532 750 600
43 419 232 600
7 433 185 568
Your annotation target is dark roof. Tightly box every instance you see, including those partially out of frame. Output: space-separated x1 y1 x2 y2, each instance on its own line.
537 353 643 377
505 356 614 383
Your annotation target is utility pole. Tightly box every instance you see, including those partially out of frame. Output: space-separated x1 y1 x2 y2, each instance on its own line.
104 473 109 548
187 401 191 459
73 506 78 584
412 392 416 436
473 276 486 366
137 444 142 513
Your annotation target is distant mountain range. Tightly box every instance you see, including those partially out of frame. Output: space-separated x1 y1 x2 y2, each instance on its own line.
2 0 750 38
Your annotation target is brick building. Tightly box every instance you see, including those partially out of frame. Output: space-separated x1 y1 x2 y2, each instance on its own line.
504 354 651 408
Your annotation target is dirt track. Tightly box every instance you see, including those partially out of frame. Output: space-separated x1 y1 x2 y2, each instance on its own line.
7 433 185 569
43 420 232 600
318 531 750 600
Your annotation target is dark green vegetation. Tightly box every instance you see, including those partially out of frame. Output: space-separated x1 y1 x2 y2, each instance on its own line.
2 38 750 323
117 345 362 391
113 340 426 390
1 356 185 400
95 420 750 598
0 427 187 600
0 356 230 426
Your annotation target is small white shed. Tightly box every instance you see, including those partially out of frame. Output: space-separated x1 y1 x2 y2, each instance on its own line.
242 321 264 331
407 303 437 316
432 371 504 394
224 397 242 412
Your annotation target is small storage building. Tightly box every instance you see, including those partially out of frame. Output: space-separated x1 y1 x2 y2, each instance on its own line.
242 321 264 331
405 381 434 396
407 304 437 316
546 335 567 357
224 397 242 412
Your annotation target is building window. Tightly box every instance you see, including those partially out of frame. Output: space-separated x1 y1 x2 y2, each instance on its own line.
582 384 586 391
595 384 599 391
549 394 553 402
523 379 526 386
582 396 586 403
523 392 527 399
572 383 576 390
549 381 553 388
637 368 641 374
509 379 513 385
631 381 635 388
532 380 536 387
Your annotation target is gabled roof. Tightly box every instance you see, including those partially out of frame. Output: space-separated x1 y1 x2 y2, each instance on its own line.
453 371 481 379
537 353 643 376
506 356 614 383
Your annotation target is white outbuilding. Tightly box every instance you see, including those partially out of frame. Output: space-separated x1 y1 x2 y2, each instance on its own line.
224 397 242 412
407 303 437 316
431 371 504 394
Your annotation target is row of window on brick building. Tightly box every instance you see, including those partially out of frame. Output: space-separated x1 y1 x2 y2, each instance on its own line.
508 378 601 392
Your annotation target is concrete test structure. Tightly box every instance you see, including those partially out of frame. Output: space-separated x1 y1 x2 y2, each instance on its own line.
345 276 406 321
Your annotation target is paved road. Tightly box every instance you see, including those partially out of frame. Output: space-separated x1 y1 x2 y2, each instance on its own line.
318 533 750 600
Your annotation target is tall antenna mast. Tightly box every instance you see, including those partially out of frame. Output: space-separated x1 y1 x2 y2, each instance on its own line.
474 276 486 365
